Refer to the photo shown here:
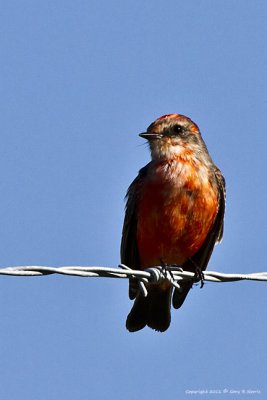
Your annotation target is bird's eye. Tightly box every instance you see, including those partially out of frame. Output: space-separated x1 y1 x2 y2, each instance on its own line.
173 124 185 135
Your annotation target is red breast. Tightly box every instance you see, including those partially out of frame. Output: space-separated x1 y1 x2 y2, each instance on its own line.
136 155 219 269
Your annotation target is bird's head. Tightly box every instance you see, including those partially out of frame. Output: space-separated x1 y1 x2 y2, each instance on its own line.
139 114 207 161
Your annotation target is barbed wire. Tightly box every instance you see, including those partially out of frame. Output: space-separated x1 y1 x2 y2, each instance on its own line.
0 264 266 296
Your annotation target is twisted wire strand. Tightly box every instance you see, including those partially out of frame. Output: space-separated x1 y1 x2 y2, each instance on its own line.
0 264 266 292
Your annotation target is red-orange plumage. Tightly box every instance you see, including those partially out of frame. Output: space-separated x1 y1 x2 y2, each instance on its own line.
137 157 219 267
121 114 225 332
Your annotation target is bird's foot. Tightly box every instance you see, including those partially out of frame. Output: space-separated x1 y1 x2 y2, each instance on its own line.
159 258 174 280
194 266 205 288
159 259 183 280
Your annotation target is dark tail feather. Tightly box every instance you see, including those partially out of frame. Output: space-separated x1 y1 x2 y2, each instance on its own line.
128 277 139 300
126 285 172 332
126 295 149 332
172 282 192 309
147 285 172 332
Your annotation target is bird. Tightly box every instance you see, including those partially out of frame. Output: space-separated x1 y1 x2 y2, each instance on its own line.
121 114 225 332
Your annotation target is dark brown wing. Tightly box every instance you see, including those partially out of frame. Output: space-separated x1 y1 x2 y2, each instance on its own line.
120 165 149 299
190 167 226 268
173 166 226 309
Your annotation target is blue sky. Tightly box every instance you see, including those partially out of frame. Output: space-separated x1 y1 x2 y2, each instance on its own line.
0 1 267 399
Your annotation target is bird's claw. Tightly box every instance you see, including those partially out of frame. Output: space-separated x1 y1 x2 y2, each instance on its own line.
159 259 183 282
194 266 205 288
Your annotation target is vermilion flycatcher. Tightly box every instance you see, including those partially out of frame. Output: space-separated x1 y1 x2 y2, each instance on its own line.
121 114 225 332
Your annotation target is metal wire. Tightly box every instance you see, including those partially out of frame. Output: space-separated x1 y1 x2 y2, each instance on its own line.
0 264 266 296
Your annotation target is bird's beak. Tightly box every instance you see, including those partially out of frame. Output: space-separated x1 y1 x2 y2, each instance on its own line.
139 132 162 140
